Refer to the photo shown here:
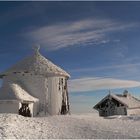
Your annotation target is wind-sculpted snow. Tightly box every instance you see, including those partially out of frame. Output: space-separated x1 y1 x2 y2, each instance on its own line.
0 113 140 139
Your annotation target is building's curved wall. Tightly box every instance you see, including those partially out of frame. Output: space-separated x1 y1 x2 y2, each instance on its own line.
48 76 68 115
1 73 68 115
0 100 19 113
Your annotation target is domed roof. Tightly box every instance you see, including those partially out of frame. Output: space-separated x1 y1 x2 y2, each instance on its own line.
0 47 70 78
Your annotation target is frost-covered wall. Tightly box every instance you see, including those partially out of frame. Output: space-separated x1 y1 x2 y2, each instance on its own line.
9 73 47 99
0 100 19 113
1 72 67 115
33 101 39 116
48 76 65 115
0 78 16 100
127 108 140 115
115 106 127 115
3 73 47 112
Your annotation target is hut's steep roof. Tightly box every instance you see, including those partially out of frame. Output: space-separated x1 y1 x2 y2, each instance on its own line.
0 48 70 78
112 94 140 108
94 92 140 109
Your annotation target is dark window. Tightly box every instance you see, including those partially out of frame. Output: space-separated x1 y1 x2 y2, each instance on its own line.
59 78 61 90
64 85 66 90
61 78 63 84
24 71 29 73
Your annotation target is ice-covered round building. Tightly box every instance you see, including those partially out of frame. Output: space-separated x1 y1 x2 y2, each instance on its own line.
0 47 70 117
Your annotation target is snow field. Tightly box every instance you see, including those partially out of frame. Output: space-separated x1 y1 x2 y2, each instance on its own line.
0 113 140 139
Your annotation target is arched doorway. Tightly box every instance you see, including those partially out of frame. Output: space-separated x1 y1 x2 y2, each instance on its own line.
19 103 31 117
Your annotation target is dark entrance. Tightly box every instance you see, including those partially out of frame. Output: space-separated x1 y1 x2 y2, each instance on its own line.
61 100 67 115
19 103 31 117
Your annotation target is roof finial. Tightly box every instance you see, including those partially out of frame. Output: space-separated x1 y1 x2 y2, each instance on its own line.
33 44 40 54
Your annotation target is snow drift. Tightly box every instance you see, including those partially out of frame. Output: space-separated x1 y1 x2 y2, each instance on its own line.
0 113 140 139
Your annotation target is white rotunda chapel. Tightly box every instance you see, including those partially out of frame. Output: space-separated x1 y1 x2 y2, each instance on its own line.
0 47 70 117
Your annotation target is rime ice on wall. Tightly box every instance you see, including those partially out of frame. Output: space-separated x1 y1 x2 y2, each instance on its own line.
0 47 70 116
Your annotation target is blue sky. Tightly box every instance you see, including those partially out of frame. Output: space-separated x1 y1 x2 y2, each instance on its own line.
1 1 140 113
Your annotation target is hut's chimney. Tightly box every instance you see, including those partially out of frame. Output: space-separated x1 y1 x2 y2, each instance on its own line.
108 89 111 95
123 90 129 97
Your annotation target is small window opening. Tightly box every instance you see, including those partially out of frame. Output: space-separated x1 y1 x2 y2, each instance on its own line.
24 71 29 73
17 72 21 73
61 78 63 84
58 78 62 91
64 85 66 90
59 81 61 90
61 100 67 115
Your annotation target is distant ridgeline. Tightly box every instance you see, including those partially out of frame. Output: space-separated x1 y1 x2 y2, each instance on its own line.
0 46 70 117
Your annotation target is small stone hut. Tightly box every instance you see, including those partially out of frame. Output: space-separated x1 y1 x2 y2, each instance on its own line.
94 90 140 117
0 46 70 117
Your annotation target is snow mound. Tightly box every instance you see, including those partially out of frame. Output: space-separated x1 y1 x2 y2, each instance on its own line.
0 113 140 139
105 115 123 119
120 115 140 121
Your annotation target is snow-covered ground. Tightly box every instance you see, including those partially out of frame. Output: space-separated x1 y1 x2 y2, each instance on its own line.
0 113 140 139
